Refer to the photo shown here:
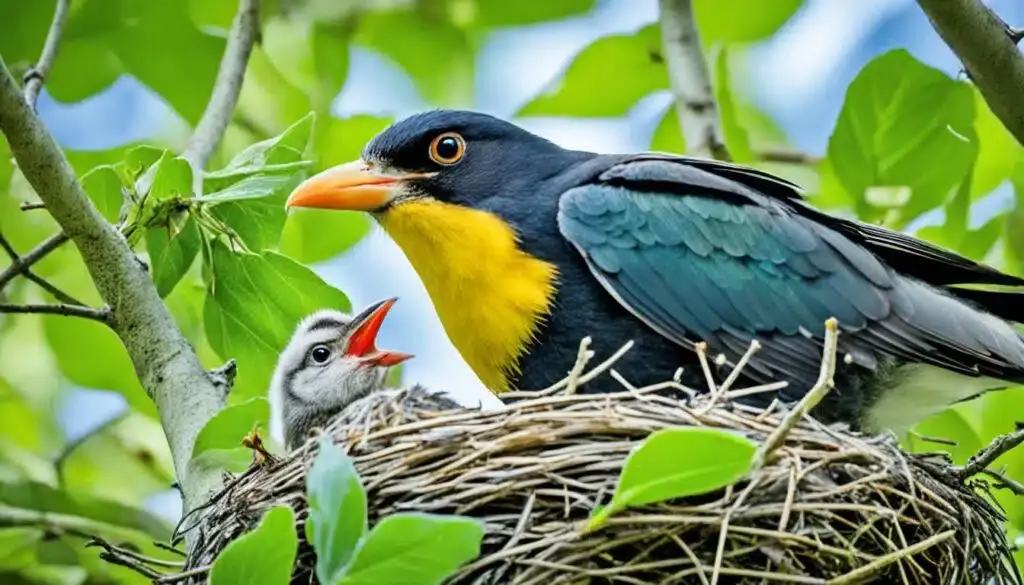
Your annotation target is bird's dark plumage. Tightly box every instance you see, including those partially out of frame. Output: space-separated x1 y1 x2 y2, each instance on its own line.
288 110 1024 433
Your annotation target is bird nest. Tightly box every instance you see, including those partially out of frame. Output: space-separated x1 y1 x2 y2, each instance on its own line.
176 334 1019 585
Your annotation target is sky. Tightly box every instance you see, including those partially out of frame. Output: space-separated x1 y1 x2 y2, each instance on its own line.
33 0 1024 521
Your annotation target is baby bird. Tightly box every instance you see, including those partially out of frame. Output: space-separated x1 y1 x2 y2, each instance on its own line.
268 298 413 450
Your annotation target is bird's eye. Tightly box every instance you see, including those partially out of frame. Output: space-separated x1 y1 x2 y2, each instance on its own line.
429 132 465 165
309 345 332 364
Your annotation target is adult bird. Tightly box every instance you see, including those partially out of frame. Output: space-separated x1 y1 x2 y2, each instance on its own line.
285 110 1024 434
268 298 413 450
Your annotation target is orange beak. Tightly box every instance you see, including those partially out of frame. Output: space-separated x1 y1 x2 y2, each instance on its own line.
345 297 414 368
286 160 430 212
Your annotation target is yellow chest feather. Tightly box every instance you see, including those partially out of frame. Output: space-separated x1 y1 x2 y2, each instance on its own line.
379 200 558 393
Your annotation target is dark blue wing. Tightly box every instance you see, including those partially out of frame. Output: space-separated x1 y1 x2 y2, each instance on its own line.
556 156 1024 394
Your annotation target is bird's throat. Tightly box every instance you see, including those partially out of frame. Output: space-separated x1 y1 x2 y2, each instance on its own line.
378 200 558 393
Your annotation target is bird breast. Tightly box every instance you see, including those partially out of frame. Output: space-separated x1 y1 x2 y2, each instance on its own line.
378 199 559 392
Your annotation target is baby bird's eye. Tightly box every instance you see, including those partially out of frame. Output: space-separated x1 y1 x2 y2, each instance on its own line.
309 344 332 364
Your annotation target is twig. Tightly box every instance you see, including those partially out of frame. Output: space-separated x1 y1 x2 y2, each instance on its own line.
98 551 165 580
979 468 1024 495
915 0 1024 147
157 564 211 584
0 302 112 324
826 530 956 585
0 232 70 290
507 340 635 399
22 0 70 110
56 411 130 485
153 542 187 557
1008 25 1024 45
757 148 823 166
564 336 594 395
657 0 731 161
710 477 761 585
754 318 840 467
694 342 721 414
19 201 46 211
718 339 760 394
181 0 260 174
86 537 184 568
958 426 1024 480
0 231 83 305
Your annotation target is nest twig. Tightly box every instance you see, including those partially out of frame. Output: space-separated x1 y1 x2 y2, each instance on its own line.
164 326 1019 584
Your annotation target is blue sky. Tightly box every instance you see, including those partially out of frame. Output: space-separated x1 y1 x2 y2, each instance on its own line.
36 0 1024 521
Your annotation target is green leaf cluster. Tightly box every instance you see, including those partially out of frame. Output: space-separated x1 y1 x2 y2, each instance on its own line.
208 438 484 585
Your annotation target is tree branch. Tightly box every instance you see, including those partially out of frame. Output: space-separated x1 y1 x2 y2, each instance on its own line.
915 0 1024 146
23 0 70 110
756 148 824 166
657 0 731 161
0 231 85 305
958 426 1024 480
0 302 112 324
181 0 260 173
0 0 261 537
0 232 69 291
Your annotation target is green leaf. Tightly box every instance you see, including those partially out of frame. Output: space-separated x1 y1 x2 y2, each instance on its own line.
0 480 172 542
204 243 350 397
262 16 351 110
520 24 666 117
42 318 154 416
1005 165 1024 275
970 88 1021 198
118 146 166 185
650 107 685 154
47 39 122 103
214 111 315 181
145 214 200 297
199 173 298 204
355 10 473 106
106 2 224 124
472 0 597 27
236 46 314 138
209 506 297 585
694 0 803 44
193 397 270 457
307 437 366 585
148 153 194 203
80 166 124 224
906 407 982 466
339 513 484 585
0 528 41 570
0 1 53 66
587 427 756 530
826 49 977 226
712 46 752 162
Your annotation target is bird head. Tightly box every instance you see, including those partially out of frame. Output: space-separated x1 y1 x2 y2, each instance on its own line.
268 298 413 449
285 110 586 213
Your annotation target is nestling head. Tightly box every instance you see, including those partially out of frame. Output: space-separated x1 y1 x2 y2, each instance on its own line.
268 298 413 450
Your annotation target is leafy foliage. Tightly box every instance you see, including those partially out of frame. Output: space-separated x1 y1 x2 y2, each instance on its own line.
209 505 298 585
2 1 1024 582
587 427 757 530
207 437 482 585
